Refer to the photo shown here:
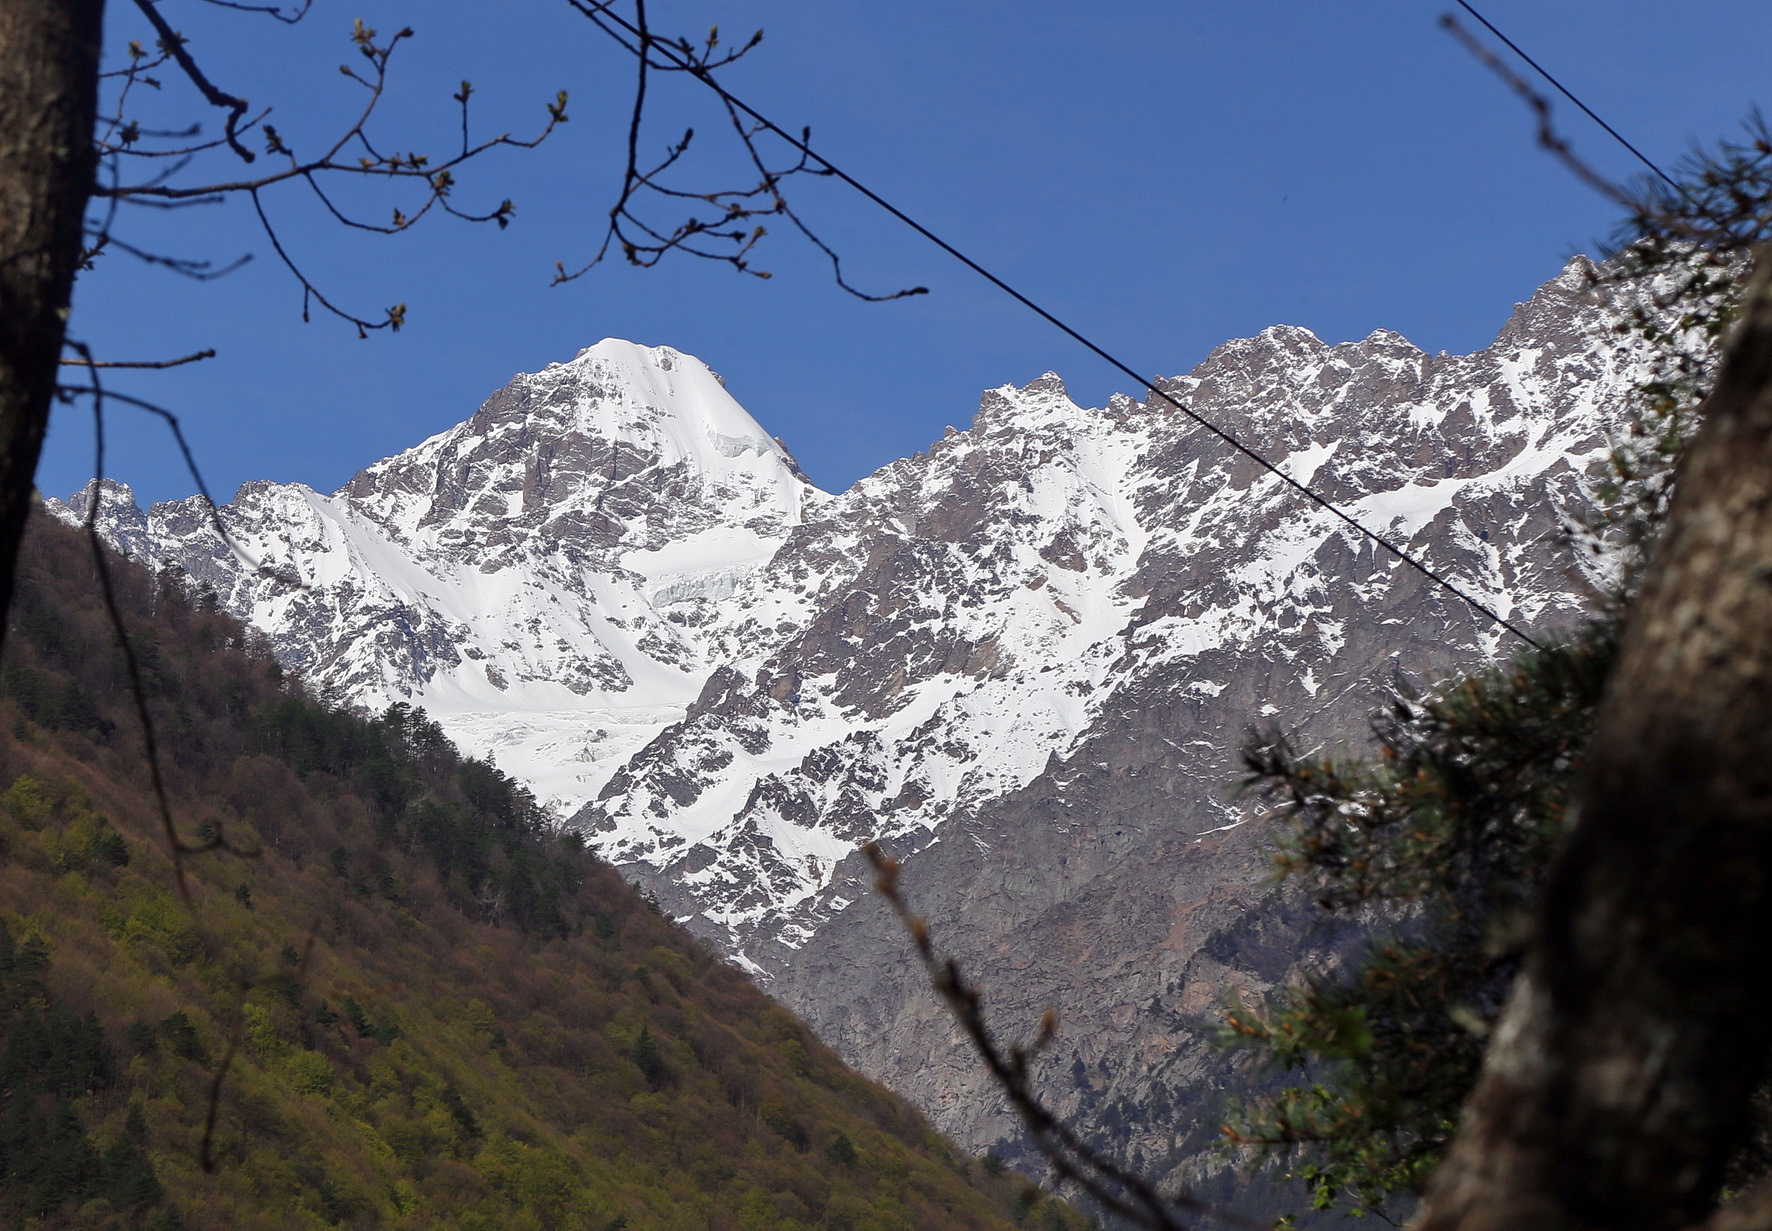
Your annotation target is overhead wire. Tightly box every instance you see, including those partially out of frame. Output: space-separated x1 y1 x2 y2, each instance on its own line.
576 3 1553 649
1449 0 1680 192
579 4 1682 651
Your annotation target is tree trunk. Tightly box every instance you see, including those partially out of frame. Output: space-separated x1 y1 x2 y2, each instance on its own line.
0 0 105 640
1415 252 1772 1231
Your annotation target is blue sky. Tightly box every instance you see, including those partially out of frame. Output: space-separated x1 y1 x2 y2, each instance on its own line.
50 1 1772 506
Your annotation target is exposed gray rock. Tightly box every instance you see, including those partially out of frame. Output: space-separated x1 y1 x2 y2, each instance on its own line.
56 259 1648 1211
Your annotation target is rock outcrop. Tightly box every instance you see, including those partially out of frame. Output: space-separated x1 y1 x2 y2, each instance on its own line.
60 259 1643 1201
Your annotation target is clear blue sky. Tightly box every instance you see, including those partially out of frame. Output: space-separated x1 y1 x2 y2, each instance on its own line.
49 1 1772 506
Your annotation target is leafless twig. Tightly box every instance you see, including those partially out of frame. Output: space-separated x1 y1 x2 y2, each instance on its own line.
1442 14 1772 264
63 345 259 902
61 348 216 370
90 13 567 334
1439 14 1636 211
558 0 925 301
132 0 257 164
54 377 291 589
56 342 328 1174
194 0 312 25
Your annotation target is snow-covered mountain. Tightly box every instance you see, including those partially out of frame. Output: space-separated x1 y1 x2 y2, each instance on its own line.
59 258 1646 1192
60 339 822 813
590 271 1628 967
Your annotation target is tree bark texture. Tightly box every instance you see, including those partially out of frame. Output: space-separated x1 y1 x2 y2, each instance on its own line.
1416 254 1772 1231
0 0 105 640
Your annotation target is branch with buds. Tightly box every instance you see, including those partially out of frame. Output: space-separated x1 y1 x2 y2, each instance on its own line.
87 10 567 335
559 0 925 301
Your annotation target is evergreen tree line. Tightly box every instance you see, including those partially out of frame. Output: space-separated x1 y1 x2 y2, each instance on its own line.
0 526 602 1222
3 545 589 942
247 695 585 937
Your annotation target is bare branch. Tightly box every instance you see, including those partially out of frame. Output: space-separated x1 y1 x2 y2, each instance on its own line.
64 346 227 901
557 0 925 301
131 0 257 164
250 188 401 334
93 50 563 202
194 0 312 23
60 348 216 369
84 230 250 279
1439 14 1636 211
88 15 566 338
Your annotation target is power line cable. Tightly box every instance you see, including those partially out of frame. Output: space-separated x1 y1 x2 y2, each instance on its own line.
1449 0 1679 192
575 4 1545 649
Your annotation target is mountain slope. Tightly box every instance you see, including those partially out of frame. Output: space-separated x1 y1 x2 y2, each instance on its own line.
757 264 1642 1196
58 339 823 816
577 259 1626 969
758 261 1637 1185
0 513 1063 1230
62 258 1648 1199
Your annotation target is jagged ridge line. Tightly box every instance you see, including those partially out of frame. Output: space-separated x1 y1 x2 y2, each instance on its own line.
580 4 1544 650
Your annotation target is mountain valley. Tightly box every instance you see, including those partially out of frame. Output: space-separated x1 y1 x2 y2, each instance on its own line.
63 256 1649 1203
0 514 1053 1230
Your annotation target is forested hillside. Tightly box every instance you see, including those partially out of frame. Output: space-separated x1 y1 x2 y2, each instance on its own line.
0 513 1064 1231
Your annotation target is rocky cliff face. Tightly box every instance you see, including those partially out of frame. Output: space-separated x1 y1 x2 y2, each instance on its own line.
58 260 1643 1201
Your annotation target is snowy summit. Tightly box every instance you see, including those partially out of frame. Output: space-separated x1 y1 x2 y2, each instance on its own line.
61 265 1644 981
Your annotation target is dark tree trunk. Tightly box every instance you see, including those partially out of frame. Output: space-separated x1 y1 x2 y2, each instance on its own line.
0 0 105 642
1416 254 1772 1231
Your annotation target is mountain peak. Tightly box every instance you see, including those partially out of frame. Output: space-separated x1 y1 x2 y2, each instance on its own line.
61 261 1642 937
347 336 811 506
44 479 150 558
54 261 1669 1202
62 342 829 813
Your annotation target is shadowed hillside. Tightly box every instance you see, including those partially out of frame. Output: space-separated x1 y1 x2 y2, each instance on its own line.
0 512 1068 1231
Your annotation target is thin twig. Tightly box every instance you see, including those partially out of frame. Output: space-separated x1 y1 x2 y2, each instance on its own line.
61 348 216 370
251 188 400 334
1443 16 1772 257
555 0 922 300
90 15 565 333
67 344 209 905
54 379 294 587
194 0 312 23
57 346 316 1175
1439 15 1634 210
1446 0 1678 192
85 229 250 280
199 979 249 1171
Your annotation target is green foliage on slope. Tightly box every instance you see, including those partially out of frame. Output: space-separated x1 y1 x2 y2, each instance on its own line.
0 514 1073 1231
